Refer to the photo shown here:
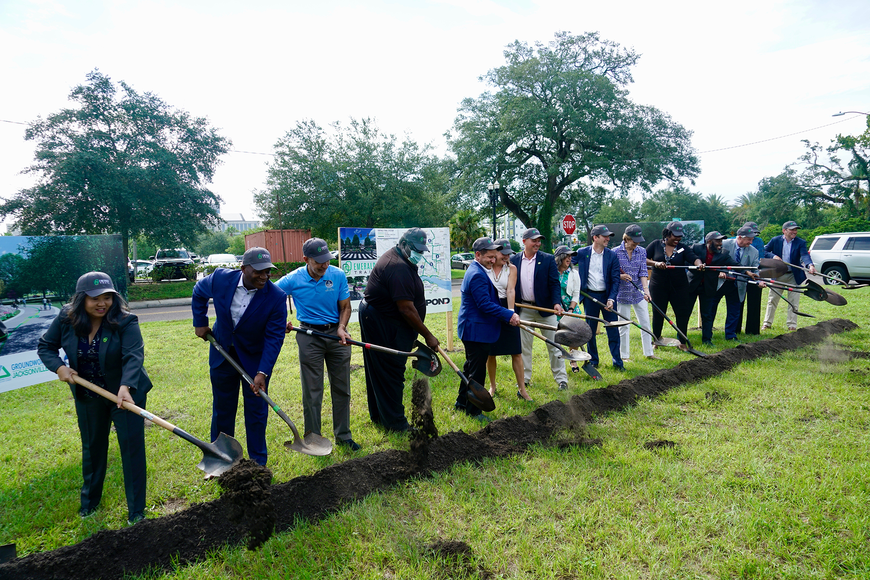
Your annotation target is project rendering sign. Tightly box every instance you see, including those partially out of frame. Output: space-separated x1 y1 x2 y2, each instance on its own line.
338 227 451 323
0 235 128 393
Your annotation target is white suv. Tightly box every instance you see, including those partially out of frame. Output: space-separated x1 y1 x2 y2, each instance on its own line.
808 232 870 284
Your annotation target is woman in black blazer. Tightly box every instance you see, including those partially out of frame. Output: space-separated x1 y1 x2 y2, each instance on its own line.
38 272 152 525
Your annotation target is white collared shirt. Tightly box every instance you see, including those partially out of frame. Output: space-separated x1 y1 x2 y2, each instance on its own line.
783 238 793 263
588 247 606 291
231 273 258 327
520 252 537 303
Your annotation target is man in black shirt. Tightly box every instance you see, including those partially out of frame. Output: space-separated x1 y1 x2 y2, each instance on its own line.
360 228 440 432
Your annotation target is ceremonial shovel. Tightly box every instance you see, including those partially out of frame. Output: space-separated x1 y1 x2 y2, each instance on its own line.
515 303 630 328
576 289 681 347
437 345 495 412
206 333 332 456
287 325 441 377
518 324 592 362
623 277 705 357
72 375 243 477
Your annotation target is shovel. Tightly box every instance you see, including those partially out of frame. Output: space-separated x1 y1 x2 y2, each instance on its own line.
287 325 441 377
726 273 816 318
72 375 242 477
205 333 332 457
768 258 855 287
515 303 631 328
576 288 681 347
759 277 847 306
622 277 705 357
437 345 495 412
518 324 592 362
520 317 592 348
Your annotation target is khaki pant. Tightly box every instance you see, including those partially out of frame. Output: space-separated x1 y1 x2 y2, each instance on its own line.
764 272 800 328
519 307 568 386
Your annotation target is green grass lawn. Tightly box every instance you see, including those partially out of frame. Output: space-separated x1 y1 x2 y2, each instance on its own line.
1 288 868 578
127 280 197 302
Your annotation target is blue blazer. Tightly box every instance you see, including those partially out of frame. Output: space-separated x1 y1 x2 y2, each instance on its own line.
510 251 561 309
192 268 287 378
764 235 813 284
574 246 621 303
457 261 515 343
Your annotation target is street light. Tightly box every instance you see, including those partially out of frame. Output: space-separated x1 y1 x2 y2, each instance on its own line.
487 181 500 239
832 111 869 116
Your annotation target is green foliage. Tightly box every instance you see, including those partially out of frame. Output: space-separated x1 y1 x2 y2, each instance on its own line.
226 234 247 256
798 116 870 219
194 230 233 257
127 280 196 301
0 70 231 259
149 263 196 282
798 218 870 246
255 118 457 239
448 31 699 250
731 168 832 231
595 196 639 225
638 185 731 234
449 210 486 251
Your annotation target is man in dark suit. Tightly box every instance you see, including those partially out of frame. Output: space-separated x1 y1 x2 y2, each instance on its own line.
456 237 520 419
689 232 740 346
511 227 566 390
192 247 287 466
763 221 816 331
574 225 624 371
719 226 764 341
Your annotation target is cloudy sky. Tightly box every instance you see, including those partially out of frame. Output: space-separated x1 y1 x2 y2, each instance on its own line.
1 0 869 231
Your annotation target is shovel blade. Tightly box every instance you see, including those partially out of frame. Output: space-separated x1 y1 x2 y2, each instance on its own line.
196 432 243 477
824 289 847 306
411 340 442 376
285 432 333 456
465 378 495 412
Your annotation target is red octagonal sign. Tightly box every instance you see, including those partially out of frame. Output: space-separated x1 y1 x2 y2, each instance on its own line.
562 214 576 235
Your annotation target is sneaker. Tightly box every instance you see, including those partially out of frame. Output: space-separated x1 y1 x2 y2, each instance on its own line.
787 326 797 331
127 512 145 526
646 355 662 360
762 323 772 330
338 438 362 451
558 381 568 390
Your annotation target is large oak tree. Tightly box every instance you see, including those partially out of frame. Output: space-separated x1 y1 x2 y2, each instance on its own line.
448 32 699 248
0 70 231 258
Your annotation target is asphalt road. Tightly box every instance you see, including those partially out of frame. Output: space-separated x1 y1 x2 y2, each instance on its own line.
134 279 463 323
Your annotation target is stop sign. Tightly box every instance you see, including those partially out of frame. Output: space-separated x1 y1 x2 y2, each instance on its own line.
562 214 576 235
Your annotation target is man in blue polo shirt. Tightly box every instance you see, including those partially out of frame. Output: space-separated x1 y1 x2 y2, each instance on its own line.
275 238 359 451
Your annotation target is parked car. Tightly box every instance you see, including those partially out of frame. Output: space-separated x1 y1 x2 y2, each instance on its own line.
132 260 154 278
150 248 196 280
451 253 474 270
808 232 870 284
206 253 240 268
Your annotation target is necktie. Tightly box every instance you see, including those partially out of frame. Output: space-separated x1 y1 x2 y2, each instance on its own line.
735 248 742 263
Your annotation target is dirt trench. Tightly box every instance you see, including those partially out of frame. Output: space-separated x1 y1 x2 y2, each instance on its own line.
0 318 858 580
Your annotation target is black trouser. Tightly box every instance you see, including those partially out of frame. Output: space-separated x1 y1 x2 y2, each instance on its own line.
359 300 416 432
649 283 695 345
455 339 491 415
75 389 147 519
740 284 762 334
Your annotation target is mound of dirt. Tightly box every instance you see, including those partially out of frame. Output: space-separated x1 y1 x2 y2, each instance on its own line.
0 318 857 580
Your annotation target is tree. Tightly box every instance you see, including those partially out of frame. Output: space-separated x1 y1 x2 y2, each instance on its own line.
195 229 234 257
255 118 457 238
638 185 731 234
448 31 699 250
554 183 609 239
731 168 832 231
595 196 639 224
449 210 486 251
798 116 870 219
0 70 232 258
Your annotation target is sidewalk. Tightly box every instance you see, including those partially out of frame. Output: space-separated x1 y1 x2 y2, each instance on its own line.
128 298 197 310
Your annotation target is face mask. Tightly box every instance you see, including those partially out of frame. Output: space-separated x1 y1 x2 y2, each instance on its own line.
408 250 424 265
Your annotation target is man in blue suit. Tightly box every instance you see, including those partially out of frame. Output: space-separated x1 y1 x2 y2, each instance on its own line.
511 227 567 391
457 237 520 418
574 225 624 371
763 221 816 331
192 247 287 466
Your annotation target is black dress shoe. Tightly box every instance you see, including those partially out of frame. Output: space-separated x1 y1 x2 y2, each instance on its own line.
725 337 740 343
338 438 362 451
702 340 714 347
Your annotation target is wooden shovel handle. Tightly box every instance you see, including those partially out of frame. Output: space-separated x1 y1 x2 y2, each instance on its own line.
436 345 461 373
72 375 177 433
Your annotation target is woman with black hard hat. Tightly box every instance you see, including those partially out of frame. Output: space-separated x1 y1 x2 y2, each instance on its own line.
38 271 152 525
645 222 703 351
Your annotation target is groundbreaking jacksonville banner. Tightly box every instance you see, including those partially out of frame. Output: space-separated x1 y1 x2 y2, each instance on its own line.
0 235 127 394
338 227 451 323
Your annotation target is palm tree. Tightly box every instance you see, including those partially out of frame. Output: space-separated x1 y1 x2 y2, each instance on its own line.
449 210 486 252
